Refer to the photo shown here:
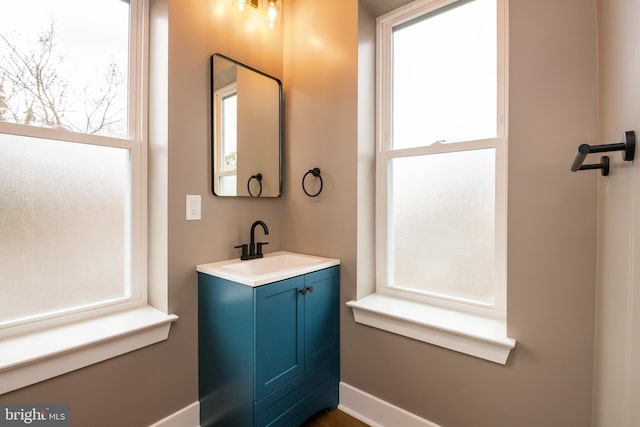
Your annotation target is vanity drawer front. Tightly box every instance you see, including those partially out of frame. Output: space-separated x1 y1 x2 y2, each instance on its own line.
254 360 339 427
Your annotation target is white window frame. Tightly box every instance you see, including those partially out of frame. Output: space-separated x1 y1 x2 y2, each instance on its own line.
348 0 515 364
213 82 238 191
0 0 176 394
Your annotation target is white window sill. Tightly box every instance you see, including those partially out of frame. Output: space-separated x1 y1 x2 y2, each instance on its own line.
0 306 178 395
346 294 515 364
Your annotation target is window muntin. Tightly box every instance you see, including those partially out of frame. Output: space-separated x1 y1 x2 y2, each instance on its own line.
378 0 506 314
0 0 145 331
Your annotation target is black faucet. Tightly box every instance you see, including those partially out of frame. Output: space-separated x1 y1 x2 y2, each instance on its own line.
250 220 269 258
235 220 269 260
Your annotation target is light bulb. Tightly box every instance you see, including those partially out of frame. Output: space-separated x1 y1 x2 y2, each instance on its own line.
232 0 246 11
267 5 277 27
262 0 281 29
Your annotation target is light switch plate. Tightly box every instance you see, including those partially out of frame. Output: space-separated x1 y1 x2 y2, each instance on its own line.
186 195 201 220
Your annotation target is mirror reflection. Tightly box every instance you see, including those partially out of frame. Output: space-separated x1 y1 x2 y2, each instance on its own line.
211 53 282 197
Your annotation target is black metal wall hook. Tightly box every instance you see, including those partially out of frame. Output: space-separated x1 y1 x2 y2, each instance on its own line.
571 130 635 175
302 168 323 197
247 173 263 197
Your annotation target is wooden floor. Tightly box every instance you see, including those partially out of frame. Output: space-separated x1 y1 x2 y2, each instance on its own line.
300 409 370 427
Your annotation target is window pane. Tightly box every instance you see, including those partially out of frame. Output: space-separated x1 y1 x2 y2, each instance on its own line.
0 0 130 138
392 0 497 149
0 133 131 325
222 94 238 171
388 149 495 304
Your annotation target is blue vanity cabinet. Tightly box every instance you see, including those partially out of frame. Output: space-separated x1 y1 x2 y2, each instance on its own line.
198 266 339 427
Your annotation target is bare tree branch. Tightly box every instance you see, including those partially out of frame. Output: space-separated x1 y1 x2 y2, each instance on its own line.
0 21 126 136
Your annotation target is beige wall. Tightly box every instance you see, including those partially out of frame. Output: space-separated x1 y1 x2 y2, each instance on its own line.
593 0 640 425
282 1 358 262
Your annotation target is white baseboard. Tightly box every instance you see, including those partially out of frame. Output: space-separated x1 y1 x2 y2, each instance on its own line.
152 384 436 427
149 401 200 427
339 382 440 427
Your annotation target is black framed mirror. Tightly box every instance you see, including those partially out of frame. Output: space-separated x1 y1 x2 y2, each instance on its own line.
210 53 283 197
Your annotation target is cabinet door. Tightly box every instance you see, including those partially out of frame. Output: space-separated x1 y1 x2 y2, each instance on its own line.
304 267 339 369
255 275 305 401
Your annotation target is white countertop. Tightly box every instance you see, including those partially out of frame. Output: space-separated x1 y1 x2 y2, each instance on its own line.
196 251 340 286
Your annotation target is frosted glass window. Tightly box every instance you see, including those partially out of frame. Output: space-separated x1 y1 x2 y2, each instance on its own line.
0 0 131 138
0 133 131 325
392 0 497 149
377 0 506 312
0 0 144 334
388 149 496 304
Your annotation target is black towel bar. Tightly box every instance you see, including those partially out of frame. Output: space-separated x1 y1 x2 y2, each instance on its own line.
570 130 635 176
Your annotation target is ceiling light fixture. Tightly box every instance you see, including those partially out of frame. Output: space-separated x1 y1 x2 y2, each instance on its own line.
232 0 258 12
232 0 281 30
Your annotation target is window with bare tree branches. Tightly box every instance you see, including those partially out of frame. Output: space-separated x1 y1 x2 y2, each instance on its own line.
0 0 147 332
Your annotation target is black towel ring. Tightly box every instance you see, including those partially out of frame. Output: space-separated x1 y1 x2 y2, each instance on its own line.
247 173 263 197
302 168 323 197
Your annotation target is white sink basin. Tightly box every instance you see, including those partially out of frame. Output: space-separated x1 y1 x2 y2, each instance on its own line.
197 251 340 286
